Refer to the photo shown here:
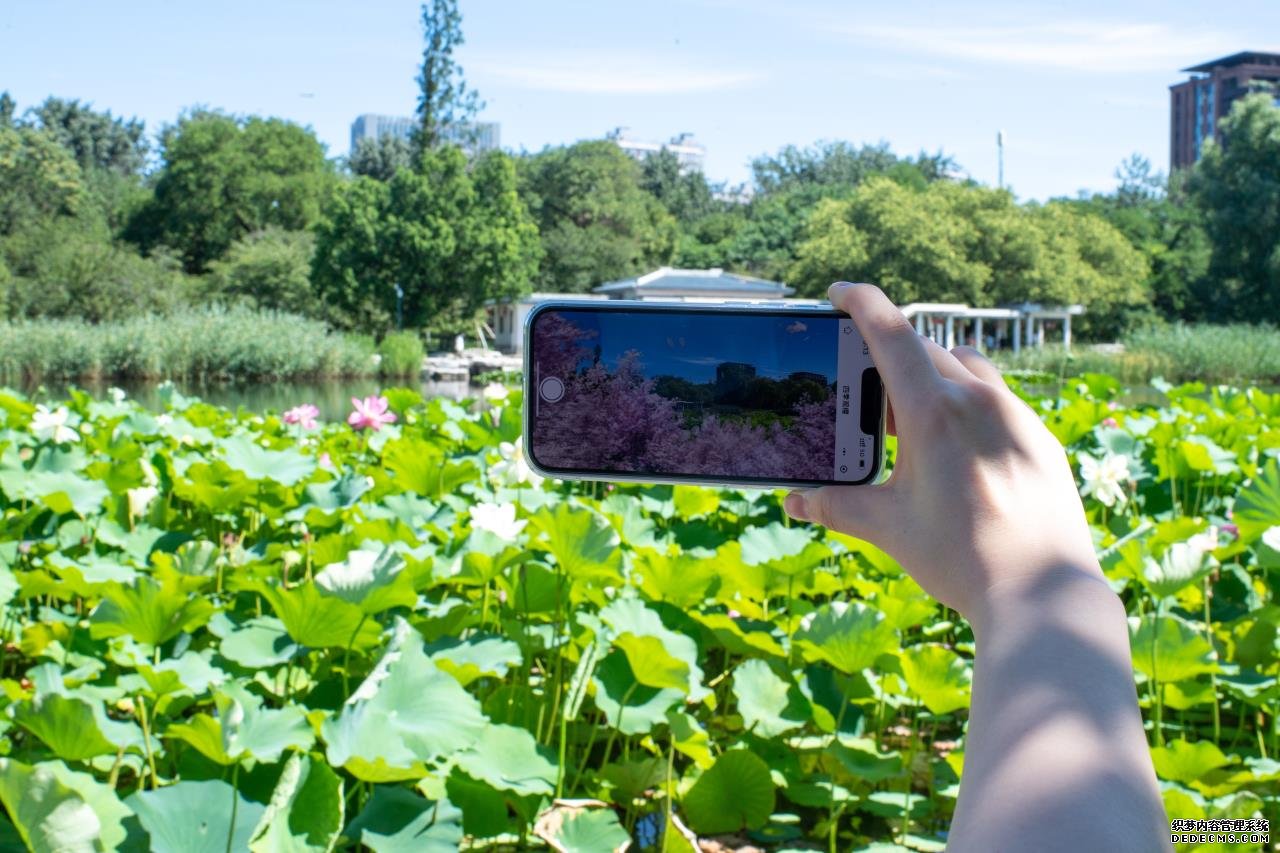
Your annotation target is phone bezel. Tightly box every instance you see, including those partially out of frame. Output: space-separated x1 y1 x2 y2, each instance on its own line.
521 299 887 489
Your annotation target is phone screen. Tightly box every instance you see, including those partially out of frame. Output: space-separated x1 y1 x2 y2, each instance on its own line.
525 304 882 486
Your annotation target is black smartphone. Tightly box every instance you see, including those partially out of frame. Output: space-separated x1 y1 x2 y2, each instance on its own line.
522 301 885 488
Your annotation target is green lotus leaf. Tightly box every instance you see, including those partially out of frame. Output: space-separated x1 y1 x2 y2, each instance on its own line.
138 650 227 696
900 644 972 715
426 635 522 687
256 581 374 649
314 547 415 615
248 753 343 853
303 472 371 512
598 598 706 698
219 434 316 485
12 693 136 761
1150 739 1233 786
1129 614 1221 683
795 601 897 674
591 652 684 736
89 577 215 648
167 682 313 765
531 503 622 584
343 786 462 853
1234 457 1280 543
613 633 690 693
211 614 302 669
672 485 720 519
322 618 485 780
382 436 476 498
127 779 266 853
874 576 938 632
454 724 556 796
634 550 717 608
681 750 775 835
548 808 631 853
732 659 808 737
739 522 830 576
666 710 714 768
826 736 903 783
0 759 102 852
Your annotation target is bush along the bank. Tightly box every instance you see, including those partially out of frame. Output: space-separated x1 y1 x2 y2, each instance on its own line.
0 374 1275 850
0 306 376 383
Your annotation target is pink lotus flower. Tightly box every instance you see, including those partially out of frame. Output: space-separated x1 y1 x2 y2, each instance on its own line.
1101 417 1118 428
347 395 396 432
283 403 320 430
318 452 334 470
1223 523 1239 540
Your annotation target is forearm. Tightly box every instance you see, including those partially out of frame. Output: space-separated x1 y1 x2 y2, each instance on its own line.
948 566 1170 853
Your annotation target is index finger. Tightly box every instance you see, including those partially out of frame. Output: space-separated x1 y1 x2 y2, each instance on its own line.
827 282 943 413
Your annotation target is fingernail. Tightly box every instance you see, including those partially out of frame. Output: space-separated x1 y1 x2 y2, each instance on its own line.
784 492 809 520
828 282 852 298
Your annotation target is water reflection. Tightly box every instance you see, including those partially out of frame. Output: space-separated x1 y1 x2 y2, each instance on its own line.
17 378 477 421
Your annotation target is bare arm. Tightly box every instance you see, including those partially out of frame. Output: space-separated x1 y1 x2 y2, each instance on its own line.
785 283 1170 852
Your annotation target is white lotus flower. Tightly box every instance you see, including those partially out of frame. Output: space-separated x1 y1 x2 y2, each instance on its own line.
1078 452 1130 507
483 383 509 402
127 486 159 518
108 387 127 404
469 502 527 540
31 405 79 444
489 437 544 487
1187 525 1220 560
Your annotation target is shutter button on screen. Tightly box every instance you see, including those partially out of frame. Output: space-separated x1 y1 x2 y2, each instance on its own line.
539 377 565 403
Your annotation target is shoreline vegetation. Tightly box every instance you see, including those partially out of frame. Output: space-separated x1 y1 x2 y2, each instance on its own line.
0 308 427 383
3 309 1279 387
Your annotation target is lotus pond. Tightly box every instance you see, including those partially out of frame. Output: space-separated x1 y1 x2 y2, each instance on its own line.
0 375 1276 852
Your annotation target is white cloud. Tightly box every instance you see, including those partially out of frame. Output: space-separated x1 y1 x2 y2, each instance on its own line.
470 54 763 95
834 21 1237 73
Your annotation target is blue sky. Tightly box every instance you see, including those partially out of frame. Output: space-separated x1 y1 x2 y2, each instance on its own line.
551 309 838 383
2 1 1277 200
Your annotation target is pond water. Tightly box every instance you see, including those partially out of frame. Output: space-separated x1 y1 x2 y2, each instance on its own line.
18 378 478 422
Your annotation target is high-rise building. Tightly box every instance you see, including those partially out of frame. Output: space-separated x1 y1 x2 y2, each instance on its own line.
349 114 501 155
1170 51 1280 169
607 128 706 173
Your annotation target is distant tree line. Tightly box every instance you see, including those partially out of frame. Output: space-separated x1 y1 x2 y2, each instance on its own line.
2 2 1279 342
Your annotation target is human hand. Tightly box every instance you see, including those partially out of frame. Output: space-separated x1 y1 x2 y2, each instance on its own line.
784 282 1103 621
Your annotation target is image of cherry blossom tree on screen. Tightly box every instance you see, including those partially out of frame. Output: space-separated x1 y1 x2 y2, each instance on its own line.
531 309 838 481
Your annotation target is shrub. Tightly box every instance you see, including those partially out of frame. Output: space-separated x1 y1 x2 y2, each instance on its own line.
0 306 376 382
377 331 425 377
203 227 317 316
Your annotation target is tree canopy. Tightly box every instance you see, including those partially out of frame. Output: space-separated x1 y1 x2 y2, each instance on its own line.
518 141 678 293
1189 94 1280 321
125 111 334 272
312 147 540 330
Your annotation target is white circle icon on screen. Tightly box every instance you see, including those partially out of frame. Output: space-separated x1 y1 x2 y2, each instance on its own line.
539 377 565 403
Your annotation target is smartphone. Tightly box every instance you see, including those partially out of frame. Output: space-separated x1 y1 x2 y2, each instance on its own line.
522 301 885 488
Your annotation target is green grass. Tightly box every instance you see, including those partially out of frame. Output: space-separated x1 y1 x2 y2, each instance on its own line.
0 307 377 382
993 322 1280 386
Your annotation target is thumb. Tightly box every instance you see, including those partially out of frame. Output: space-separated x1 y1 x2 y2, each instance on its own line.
783 483 893 542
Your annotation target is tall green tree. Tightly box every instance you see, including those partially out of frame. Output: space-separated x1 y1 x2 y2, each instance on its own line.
349 134 413 181
205 227 317 316
1069 156 1210 321
24 97 147 176
518 140 677 292
125 111 334 272
0 125 85 236
789 177 1149 337
414 0 483 153
312 147 540 330
1189 93 1280 321
640 149 719 225
751 141 955 200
